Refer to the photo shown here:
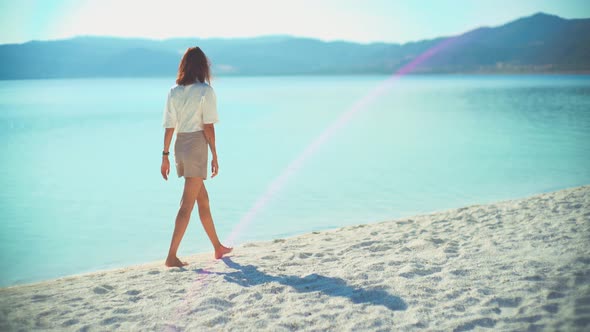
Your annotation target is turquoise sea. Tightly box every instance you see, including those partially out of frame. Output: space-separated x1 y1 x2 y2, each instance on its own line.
1 75 589 287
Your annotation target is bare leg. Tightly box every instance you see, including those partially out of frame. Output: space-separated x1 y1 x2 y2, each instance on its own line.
196 184 232 259
165 177 203 267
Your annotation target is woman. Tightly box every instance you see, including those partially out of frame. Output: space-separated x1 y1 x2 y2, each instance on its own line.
160 47 232 268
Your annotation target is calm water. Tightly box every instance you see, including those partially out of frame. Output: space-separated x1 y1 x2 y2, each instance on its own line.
1 75 589 286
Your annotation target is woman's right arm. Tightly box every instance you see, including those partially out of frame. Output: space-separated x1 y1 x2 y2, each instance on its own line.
203 124 218 178
202 87 219 178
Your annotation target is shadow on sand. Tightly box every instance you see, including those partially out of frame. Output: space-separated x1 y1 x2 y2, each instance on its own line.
193 257 407 311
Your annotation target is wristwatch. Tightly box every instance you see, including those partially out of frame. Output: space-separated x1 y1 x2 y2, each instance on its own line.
162 151 170 156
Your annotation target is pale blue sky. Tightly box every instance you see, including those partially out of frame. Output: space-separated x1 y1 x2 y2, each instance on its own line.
1 0 589 44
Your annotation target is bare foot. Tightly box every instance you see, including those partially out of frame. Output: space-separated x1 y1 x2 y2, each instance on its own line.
214 245 233 259
165 256 188 267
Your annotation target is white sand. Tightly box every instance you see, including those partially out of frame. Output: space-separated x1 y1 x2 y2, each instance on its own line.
1 186 589 331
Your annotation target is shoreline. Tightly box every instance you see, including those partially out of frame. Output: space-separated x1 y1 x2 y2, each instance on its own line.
2 72 590 82
0 184 581 290
1 185 588 330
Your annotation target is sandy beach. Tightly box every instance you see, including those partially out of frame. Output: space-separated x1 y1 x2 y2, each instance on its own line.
1 185 589 331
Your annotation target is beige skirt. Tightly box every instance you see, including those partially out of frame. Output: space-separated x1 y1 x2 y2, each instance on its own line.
174 131 208 179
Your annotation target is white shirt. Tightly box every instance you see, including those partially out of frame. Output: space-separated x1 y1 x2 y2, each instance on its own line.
162 82 219 132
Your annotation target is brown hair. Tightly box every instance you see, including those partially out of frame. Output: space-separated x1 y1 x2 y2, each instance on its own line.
176 47 211 86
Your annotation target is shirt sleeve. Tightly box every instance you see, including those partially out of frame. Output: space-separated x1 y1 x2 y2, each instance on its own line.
162 90 177 128
202 87 219 125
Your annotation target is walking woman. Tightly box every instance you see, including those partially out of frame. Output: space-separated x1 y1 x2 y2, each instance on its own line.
160 47 232 268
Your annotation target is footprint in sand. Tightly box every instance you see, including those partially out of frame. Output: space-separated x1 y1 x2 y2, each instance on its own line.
464 297 480 306
387 260 403 267
524 275 544 281
429 237 445 245
31 294 52 302
488 297 522 308
93 285 114 295
542 303 559 313
205 315 230 327
512 315 542 323
298 252 313 259
367 244 393 252
445 290 463 300
349 240 379 250
100 316 125 325
547 291 565 299
199 297 234 310
37 309 56 318
78 325 91 332
396 219 414 225
63 297 83 303
321 257 339 263
113 308 130 314
450 269 470 276
61 319 79 327
269 286 285 294
399 266 442 279
454 318 497 332
444 241 460 256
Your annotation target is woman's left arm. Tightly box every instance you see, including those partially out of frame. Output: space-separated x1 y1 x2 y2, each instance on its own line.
203 124 218 178
161 128 175 180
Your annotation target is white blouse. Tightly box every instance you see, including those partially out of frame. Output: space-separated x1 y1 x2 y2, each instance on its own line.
162 82 219 132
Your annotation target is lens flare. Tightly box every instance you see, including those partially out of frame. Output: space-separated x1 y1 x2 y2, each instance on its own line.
224 35 459 246
171 35 460 321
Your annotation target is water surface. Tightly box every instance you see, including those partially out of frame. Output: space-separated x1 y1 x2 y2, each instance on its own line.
1 75 589 286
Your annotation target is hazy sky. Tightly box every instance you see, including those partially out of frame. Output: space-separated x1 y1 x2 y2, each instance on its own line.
1 0 589 44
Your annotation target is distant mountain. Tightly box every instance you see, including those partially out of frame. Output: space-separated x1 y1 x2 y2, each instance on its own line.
0 12 589 79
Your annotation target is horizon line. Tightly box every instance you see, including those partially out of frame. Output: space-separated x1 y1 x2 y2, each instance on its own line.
1 11 582 47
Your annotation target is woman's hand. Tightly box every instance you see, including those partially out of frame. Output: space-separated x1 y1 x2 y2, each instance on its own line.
211 158 219 178
161 157 170 180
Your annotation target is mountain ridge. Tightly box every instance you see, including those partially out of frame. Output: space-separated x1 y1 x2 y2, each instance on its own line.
1 12 589 79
